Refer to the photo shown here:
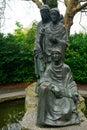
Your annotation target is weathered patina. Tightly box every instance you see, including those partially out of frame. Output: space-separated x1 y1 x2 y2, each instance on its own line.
34 6 80 127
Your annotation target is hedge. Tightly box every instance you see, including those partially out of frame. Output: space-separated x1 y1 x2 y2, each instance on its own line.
0 35 35 84
65 33 87 83
0 24 87 84
0 23 36 84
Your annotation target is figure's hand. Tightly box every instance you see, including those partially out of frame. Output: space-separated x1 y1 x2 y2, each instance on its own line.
41 85 47 90
49 84 55 92
38 53 43 59
54 90 62 98
49 35 58 43
49 84 62 97
40 28 45 35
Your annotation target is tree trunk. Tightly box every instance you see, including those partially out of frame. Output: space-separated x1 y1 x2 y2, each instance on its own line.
64 10 75 34
63 0 81 34
32 0 42 8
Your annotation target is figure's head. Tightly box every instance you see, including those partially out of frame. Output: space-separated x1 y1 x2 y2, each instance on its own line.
51 48 62 65
50 8 60 24
40 5 51 23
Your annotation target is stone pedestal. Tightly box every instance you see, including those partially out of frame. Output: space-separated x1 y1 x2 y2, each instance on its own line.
21 82 87 130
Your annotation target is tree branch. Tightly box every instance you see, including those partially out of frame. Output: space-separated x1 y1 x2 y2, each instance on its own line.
79 0 87 2
76 2 87 12
21 0 42 8
64 0 69 7
32 0 42 8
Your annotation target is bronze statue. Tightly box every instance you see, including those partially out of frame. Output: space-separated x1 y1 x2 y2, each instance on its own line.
45 8 68 62
34 5 51 93
37 8 68 69
34 6 80 127
34 5 51 79
37 48 80 126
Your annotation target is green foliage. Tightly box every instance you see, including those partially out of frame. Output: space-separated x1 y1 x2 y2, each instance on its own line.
0 22 37 84
0 22 87 84
14 22 26 44
25 22 37 50
42 0 57 8
65 33 87 83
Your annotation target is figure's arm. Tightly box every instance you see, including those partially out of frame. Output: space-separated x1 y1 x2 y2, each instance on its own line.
49 25 68 46
48 84 63 98
56 28 68 47
66 66 80 103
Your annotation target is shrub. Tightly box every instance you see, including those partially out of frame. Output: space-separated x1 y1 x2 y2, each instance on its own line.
0 22 37 84
65 33 87 83
0 24 87 84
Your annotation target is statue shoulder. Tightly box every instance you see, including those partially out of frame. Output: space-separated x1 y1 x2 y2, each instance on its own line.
64 63 71 72
59 22 67 30
37 21 42 28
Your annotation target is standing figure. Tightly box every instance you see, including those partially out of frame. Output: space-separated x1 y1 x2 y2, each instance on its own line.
43 8 68 66
34 5 51 79
37 48 80 126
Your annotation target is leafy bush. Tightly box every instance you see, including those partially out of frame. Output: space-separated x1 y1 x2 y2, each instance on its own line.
0 22 37 84
0 23 87 84
65 33 87 83
25 22 37 50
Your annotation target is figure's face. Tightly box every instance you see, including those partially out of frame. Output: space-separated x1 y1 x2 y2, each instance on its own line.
40 9 50 23
51 51 61 63
50 11 60 24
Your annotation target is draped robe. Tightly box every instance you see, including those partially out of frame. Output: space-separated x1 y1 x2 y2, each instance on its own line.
37 63 80 126
44 22 68 61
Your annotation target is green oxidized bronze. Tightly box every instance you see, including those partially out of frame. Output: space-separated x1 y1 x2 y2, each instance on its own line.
34 5 80 127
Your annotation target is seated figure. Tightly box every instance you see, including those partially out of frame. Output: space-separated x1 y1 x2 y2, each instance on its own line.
37 48 80 126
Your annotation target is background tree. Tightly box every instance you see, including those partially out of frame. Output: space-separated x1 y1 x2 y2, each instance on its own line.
23 0 87 34
63 0 87 34
0 0 6 31
1 0 87 34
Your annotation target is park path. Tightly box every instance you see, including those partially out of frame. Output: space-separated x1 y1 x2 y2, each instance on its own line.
0 88 25 102
0 82 30 102
0 82 87 102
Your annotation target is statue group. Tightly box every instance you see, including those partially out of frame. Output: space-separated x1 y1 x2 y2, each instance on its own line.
34 5 80 127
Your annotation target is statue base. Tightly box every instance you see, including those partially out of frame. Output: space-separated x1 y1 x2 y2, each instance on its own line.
21 107 87 130
21 82 87 130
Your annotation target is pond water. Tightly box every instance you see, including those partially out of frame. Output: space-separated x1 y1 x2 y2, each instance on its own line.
0 98 87 130
0 99 25 130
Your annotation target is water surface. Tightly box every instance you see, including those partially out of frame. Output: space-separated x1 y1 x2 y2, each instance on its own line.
0 99 25 130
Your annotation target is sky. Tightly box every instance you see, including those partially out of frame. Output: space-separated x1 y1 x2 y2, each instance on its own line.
1 0 87 34
1 0 41 33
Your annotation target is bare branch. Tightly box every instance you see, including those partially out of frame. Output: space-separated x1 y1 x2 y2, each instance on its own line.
32 0 42 8
0 0 6 29
79 0 87 2
79 12 86 32
64 0 69 7
76 2 87 12
21 0 42 8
